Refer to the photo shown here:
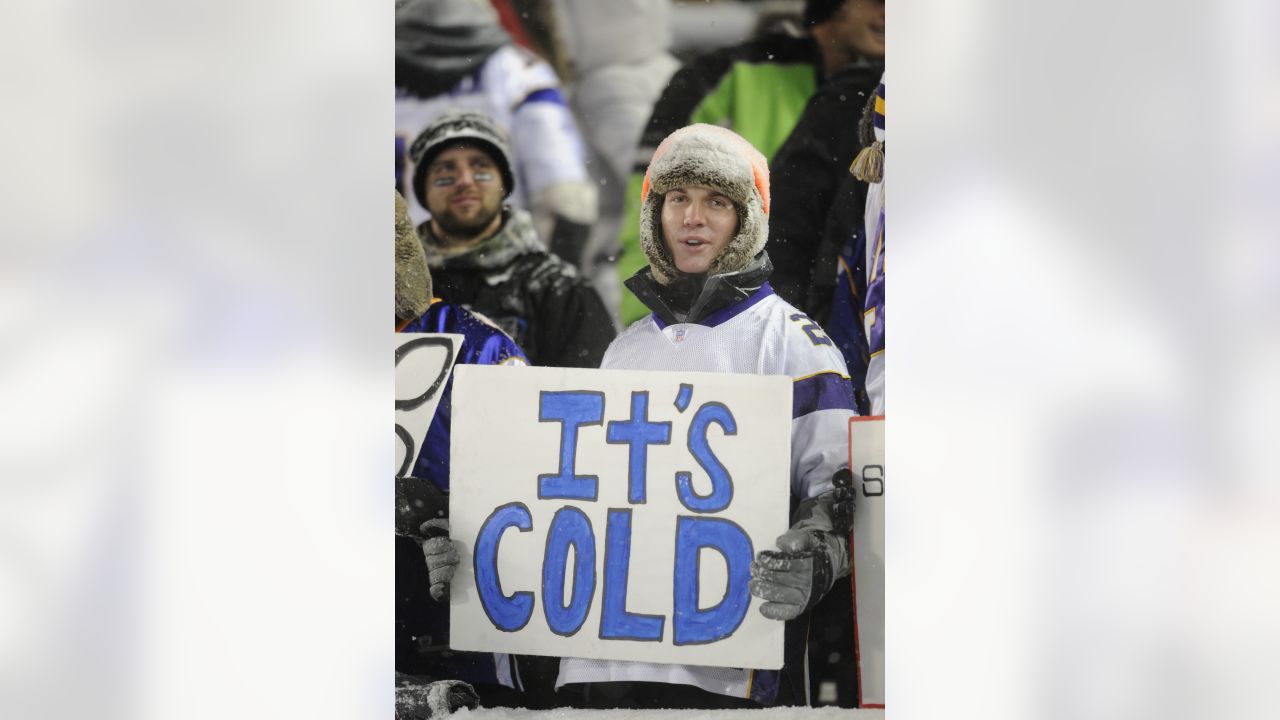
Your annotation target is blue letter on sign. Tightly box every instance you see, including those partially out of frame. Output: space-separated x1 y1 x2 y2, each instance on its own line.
538 391 604 500
676 402 737 513
474 503 535 632
600 509 664 641
672 516 752 645
542 506 597 637
605 391 672 504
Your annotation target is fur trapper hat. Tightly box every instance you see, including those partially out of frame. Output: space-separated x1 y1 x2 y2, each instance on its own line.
395 190 434 321
639 123 771 284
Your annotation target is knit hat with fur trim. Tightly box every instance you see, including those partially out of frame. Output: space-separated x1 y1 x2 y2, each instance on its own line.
639 124 771 285
409 109 515 210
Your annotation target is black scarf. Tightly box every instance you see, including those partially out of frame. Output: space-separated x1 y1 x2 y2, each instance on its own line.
625 252 774 326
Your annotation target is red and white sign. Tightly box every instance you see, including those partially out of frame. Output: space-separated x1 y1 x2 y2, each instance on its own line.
849 416 885 708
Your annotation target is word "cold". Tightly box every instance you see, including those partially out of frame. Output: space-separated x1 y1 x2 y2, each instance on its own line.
472 386 754 645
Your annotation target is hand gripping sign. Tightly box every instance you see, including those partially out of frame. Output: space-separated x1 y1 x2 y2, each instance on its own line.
849 416 885 708
448 365 792 669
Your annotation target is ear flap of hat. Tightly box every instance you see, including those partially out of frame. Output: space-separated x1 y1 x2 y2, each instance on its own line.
395 190 434 321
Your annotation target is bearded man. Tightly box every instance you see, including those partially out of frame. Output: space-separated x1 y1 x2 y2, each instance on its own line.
409 110 615 368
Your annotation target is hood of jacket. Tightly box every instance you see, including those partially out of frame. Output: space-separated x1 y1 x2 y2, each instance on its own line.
625 251 773 326
418 208 544 273
395 0 509 98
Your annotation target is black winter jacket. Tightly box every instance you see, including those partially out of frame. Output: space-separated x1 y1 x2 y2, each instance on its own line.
766 62 882 324
420 209 615 368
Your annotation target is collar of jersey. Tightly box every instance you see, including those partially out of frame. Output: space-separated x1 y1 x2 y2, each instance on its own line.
652 282 775 330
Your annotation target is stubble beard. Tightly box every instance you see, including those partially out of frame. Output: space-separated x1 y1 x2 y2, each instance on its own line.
433 202 502 245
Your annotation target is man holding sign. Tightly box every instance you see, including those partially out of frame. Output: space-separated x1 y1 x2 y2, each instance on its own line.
434 125 857 709
394 189 532 715
553 124 859 709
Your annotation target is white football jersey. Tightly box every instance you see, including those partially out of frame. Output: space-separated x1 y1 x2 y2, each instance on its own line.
556 285 858 698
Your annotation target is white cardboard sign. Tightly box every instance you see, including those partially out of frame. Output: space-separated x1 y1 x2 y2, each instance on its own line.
449 364 792 669
395 333 463 477
849 416 885 708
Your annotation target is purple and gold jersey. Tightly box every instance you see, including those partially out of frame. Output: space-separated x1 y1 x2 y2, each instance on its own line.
398 300 527 487
862 78 885 415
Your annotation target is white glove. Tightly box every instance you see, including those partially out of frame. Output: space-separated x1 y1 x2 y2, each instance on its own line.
420 518 459 602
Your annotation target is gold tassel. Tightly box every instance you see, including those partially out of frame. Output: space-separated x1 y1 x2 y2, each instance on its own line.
849 140 883 183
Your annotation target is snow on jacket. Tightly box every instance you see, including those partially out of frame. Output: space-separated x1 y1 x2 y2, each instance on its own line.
419 208 615 369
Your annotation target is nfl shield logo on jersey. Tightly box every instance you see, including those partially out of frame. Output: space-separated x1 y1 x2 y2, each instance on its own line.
673 327 687 343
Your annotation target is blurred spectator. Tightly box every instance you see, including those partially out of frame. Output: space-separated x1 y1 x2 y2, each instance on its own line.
766 62 882 414
547 0 681 329
395 0 598 271
407 109 616 368
856 75 884 415
615 0 885 325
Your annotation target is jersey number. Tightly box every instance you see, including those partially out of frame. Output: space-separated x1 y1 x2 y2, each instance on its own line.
789 313 833 346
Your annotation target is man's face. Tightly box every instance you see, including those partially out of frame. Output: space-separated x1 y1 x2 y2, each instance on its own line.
660 185 739 275
830 0 885 59
422 142 505 242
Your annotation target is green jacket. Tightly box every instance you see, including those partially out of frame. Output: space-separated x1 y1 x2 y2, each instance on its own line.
618 32 822 325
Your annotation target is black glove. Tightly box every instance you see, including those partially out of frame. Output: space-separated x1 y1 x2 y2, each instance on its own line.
395 475 448 539
830 467 855 536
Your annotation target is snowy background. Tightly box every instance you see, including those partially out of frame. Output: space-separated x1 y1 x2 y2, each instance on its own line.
2 1 1278 719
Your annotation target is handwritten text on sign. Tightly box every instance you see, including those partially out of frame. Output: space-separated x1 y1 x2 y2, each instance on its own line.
849 416 885 707
449 365 792 669
394 333 462 477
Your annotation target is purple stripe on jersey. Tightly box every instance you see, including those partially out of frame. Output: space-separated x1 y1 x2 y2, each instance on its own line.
749 669 781 705
519 87 568 108
865 209 885 354
793 372 858 418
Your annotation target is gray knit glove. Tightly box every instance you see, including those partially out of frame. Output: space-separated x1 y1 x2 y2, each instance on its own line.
420 519 459 602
